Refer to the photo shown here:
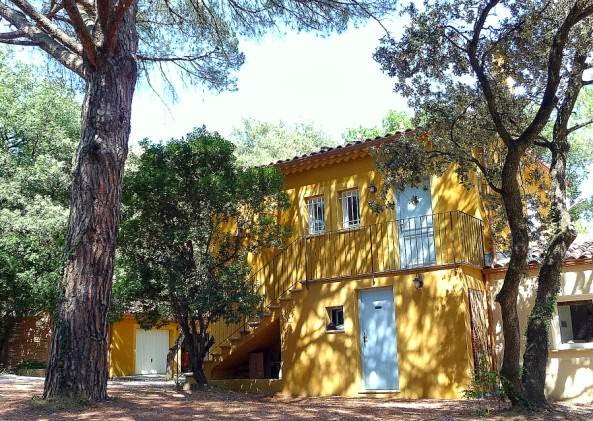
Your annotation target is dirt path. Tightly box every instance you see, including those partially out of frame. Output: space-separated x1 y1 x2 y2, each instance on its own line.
0 375 591 420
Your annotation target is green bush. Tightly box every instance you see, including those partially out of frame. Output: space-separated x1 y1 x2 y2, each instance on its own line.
463 355 505 400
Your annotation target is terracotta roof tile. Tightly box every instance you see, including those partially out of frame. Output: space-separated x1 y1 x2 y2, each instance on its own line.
486 236 593 268
273 129 419 167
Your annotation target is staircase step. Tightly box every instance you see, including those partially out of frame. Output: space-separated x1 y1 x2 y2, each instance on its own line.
290 288 304 294
279 295 293 301
269 303 282 309
247 320 260 328
260 311 272 318
230 335 242 342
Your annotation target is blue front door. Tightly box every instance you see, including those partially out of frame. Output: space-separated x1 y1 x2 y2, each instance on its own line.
359 287 399 390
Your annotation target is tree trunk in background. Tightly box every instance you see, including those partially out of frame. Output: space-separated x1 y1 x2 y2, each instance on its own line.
181 318 214 387
0 315 15 366
496 145 530 406
43 8 138 402
521 52 585 407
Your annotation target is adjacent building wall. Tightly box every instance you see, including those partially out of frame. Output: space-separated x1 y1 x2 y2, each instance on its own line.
108 316 180 378
0 314 51 368
487 262 593 403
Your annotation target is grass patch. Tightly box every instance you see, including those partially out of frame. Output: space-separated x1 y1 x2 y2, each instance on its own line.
30 395 94 413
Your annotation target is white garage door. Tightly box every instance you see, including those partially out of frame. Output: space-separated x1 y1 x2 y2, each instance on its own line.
135 329 169 375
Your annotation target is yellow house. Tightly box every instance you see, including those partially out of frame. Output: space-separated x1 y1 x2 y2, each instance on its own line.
486 239 593 403
196 132 493 398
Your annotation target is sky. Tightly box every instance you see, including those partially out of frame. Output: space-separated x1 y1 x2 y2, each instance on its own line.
129 20 406 145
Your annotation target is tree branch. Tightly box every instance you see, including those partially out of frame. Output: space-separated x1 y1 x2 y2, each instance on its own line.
0 3 84 77
103 0 135 54
520 2 593 144
0 37 39 45
137 52 217 62
75 0 96 15
0 29 26 39
62 0 97 66
583 79 593 86
467 0 514 146
9 0 83 55
567 119 593 134
96 0 110 34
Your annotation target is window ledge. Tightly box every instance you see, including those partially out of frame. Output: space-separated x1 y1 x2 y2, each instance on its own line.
305 232 326 238
326 329 345 334
552 342 593 351
358 389 400 394
337 225 362 233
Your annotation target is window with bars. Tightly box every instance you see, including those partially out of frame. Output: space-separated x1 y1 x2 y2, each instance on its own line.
340 189 360 229
306 196 325 235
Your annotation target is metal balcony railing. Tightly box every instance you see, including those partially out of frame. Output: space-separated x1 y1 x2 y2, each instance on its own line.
207 210 484 358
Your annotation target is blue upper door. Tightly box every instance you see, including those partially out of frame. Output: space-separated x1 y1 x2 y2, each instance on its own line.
359 287 399 390
395 178 436 268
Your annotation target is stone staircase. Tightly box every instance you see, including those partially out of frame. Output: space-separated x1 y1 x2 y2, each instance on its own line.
204 286 304 377
204 237 306 372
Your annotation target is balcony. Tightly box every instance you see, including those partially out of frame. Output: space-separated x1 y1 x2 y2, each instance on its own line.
255 211 484 296
207 211 484 359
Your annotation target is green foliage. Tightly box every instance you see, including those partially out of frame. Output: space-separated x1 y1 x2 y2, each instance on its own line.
463 356 504 401
16 360 47 370
372 1 593 244
342 110 413 142
117 127 290 330
136 0 396 93
0 51 80 345
230 118 337 167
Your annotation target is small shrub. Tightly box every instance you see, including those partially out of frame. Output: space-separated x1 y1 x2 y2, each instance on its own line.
463 355 505 400
16 360 46 370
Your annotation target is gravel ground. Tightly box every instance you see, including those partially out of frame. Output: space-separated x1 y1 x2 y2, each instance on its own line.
0 374 591 420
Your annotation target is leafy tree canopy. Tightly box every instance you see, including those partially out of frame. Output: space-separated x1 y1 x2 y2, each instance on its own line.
0 50 80 357
371 0 593 406
230 118 337 167
372 1 593 244
342 109 413 142
116 127 289 382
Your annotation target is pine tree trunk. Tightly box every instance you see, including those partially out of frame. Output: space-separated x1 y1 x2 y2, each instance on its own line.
496 146 530 405
43 8 138 402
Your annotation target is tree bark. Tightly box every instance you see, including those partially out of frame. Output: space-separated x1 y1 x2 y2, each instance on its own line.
495 145 530 405
180 317 214 387
42 6 138 402
521 50 585 408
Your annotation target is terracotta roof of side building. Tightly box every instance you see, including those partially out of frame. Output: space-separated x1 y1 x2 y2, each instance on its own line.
486 236 593 269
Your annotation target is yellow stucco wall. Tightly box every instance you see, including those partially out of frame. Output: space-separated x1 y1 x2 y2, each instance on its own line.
207 152 490 397
108 316 180 378
265 266 482 398
280 156 485 237
488 262 593 403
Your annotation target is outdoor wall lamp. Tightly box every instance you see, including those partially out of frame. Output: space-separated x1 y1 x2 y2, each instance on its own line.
413 273 424 290
369 184 377 193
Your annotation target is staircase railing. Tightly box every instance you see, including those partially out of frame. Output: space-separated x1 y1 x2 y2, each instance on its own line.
207 210 484 359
